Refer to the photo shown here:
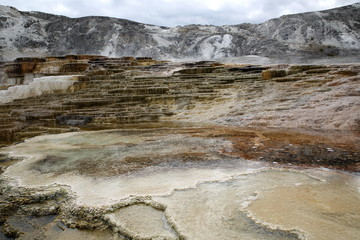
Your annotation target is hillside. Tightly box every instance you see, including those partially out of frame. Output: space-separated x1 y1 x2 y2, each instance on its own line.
0 3 360 61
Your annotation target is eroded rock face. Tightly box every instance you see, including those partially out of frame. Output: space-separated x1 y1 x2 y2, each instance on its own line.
0 3 360 61
0 56 359 144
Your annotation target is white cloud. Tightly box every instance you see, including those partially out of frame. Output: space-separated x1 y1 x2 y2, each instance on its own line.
1 0 358 26
53 3 72 15
205 0 224 11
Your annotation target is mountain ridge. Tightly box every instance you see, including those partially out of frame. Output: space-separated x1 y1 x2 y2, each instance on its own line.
0 3 359 61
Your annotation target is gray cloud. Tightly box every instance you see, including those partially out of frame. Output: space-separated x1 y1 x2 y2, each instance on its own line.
1 0 359 26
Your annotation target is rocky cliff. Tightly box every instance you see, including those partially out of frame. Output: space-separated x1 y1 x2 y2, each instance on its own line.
0 3 360 61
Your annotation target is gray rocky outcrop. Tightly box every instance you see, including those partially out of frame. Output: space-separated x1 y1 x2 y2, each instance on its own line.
0 3 360 61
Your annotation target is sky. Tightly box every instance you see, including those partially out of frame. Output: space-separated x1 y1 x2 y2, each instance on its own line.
1 0 359 26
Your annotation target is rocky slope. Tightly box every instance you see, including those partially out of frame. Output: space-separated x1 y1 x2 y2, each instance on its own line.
0 56 359 239
0 3 360 61
0 55 359 145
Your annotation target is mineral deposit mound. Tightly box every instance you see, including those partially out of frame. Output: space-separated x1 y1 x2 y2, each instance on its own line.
0 3 359 240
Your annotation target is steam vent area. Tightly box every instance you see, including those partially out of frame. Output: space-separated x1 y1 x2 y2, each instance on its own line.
0 55 360 240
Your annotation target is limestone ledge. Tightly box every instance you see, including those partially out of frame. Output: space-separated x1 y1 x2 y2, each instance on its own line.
0 55 359 145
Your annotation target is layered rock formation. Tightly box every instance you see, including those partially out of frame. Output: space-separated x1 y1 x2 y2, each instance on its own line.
0 55 359 144
0 3 360 61
1 3 360 239
0 56 359 239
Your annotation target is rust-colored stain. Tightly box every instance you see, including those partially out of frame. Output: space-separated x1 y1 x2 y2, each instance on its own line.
186 126 360 172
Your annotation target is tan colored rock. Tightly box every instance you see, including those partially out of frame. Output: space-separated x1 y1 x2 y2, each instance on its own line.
0 57 359 144
261 69 287 80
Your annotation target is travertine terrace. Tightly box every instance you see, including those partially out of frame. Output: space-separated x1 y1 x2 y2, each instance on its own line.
1 55 359 143
0 55 359 239
1 2 360 239
0 55 359 170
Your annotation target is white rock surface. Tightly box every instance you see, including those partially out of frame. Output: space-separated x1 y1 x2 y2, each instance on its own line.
0 75 80 103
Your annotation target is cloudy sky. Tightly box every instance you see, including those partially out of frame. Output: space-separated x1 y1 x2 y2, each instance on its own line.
1 0 359 26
